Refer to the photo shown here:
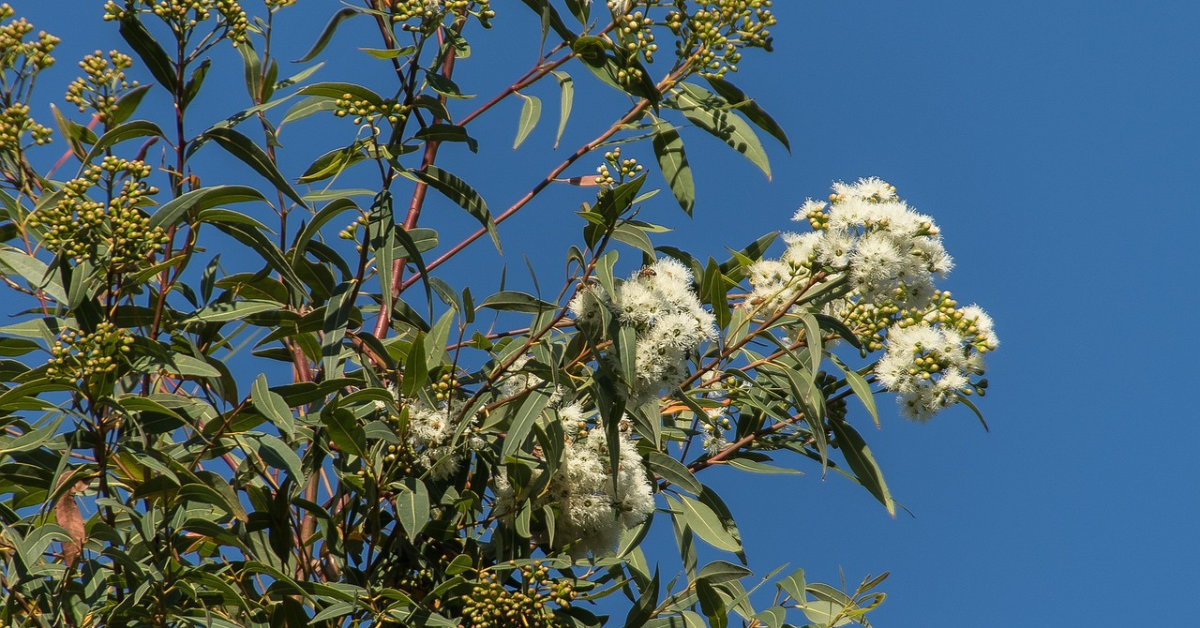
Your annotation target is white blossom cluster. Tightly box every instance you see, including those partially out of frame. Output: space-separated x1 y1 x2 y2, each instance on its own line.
748 178 999 421
569 257 717 402
495 404 655 557
875 305 998 421
402 398 480 480
749 177 951 311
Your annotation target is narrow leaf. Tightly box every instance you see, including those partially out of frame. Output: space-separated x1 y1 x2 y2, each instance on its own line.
411 165 499 251
513 94 542 149
297 7 359 62
202 128 307 206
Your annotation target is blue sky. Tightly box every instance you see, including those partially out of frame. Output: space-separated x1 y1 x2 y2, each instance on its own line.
10 1 1200 626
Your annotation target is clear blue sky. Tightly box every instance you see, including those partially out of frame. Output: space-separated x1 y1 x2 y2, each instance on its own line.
11 1 1200 626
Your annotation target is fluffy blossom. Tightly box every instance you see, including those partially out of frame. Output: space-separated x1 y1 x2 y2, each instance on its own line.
495 411 654 557
748 177 951 312
570 257 716 402
402 398 479 480
749 178 998 421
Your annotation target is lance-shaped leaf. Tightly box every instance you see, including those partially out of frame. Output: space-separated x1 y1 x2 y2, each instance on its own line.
150 185 266 231
201 128 307 207
652 119 695 215
670 83 771 180
413 124 479 152
513 94 542 149
252 374 295 439
827 416 895 516
410 165 500 252
322 281 356 378
82 120 167 166
296 7 359 62
675 494 741 553
702 76 791 152
648 452 701 495
119 15 177 93
552 71 573 148
501 387 552 460
478 291 556 313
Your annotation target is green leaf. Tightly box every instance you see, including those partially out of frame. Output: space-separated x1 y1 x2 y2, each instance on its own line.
513 94 542 149
478 291 556 313
551 71 573 148
413 124 479 153
252 374 295 439
297 7 360 62
82 120 167 166
292 197 359 263
652 119 694 215
777 567 806 602
410 165 499 251
671 83 771 180
675 495 740 553
359 46 416 60
702 76 791 152
322 281 356 377
956 392 991 432
395 477 430 539
827 417 895 516
425 72 473 99
295 82 384 107
322 407 365 459
297 143 366 184
501 388 552 460
281 96 338 126
0 248 67 303
149 185 266 231
182 57 211 108
118 15 177 93
647 453 699 495
201 128 307 207
0 415 64 456
401 332 428 400
110 84 153 126
206 220 305 298
725 457 799 475
800 600 851 627
251 432 303 480
695 580 728 628
624 567 659 628
831 355 878 428
180 299 281 323
49 104 94 161
517 0 575 41
698 560 752 585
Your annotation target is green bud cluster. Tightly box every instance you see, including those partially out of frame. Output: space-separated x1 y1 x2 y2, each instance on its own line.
0 7 59 70
595 146 642 187
616 11 658 64
65 51 138 123
459 562 573 628
103 0 248 46
0 103 51 151
47 322 134 385
338 214 369 240
666 0 776 77
386 0 495 29
28 157 169 273
333 94 407 127
0 6 58 160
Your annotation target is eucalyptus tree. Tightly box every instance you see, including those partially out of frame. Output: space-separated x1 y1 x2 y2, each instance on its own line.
0 2 997 627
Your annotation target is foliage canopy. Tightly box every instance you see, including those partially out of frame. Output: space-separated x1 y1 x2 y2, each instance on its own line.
0 1 998 627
